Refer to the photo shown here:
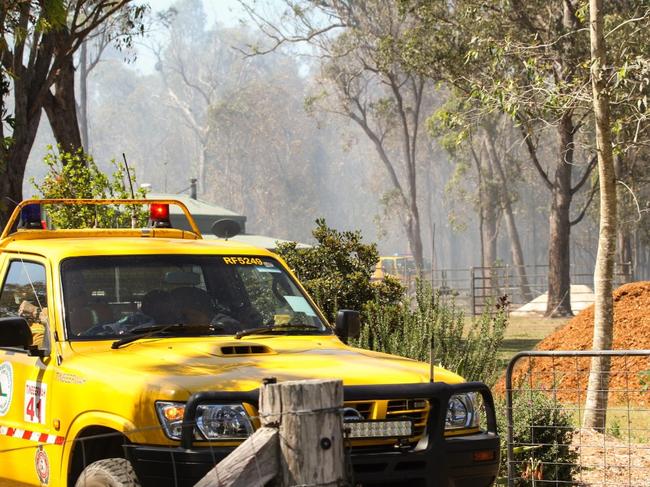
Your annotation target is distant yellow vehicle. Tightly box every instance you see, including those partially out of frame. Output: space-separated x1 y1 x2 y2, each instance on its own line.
372 255 417 284
0 200 498 487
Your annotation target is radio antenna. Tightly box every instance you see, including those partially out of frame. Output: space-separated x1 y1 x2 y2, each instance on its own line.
122 153 137 228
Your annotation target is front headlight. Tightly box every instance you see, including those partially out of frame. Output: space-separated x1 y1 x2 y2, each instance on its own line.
445 393 479 430
196 404 253 439
156 402 253 440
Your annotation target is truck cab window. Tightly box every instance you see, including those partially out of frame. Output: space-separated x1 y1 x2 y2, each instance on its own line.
0 261 48 349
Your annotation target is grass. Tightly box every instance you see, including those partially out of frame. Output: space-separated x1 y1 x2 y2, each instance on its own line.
561 406 650 443
498 315 570 363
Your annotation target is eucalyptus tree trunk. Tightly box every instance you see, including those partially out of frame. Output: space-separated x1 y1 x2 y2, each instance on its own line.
44 50 83 153
583 0 617 430
471 139 497 292
484 131 532 301
78 40 90 151
546 116 574 317
481 140 498 272
613 154 633 281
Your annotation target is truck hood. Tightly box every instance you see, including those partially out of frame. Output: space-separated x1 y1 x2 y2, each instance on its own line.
66 335 464 398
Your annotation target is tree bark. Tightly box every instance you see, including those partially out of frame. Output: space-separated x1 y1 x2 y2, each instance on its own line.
43 49 83 153
407 197 425 273
485 132 533 301
613 154 633 281
583 0 617 430
481 142 498 271
546 115 575 317
78 40 90 151
470 141 491 290
0 114 42 228
0 14 52 227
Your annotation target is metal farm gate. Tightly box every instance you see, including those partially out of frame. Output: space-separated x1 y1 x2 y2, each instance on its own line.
504 350 650 486
429 263 633 315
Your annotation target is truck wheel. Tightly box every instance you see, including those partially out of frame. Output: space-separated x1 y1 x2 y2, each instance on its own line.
74 458 141 487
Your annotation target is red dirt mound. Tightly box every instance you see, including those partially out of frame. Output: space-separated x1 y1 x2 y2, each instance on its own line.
498 281 650 405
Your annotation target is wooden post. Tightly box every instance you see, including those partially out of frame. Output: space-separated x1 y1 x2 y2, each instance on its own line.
194 427 278 487
261 379 346 487
194 379 346 487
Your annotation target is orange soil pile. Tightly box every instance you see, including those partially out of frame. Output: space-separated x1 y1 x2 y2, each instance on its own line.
498 281 650 405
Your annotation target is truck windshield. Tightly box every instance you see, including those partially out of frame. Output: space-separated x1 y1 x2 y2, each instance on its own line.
60 255 328 340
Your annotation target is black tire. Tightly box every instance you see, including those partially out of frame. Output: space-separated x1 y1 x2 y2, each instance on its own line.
74 458 141 487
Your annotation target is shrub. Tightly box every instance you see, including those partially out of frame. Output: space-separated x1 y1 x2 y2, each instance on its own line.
354 280 508 385
31 147 148 229
495 388 577 485
275 219 404 322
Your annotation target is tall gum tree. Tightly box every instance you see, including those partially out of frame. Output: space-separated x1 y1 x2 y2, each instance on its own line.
582 0 617 430
400 1 610 316
0 0 135 227
242 0 431 271
150 1 262 195
431 97 533 302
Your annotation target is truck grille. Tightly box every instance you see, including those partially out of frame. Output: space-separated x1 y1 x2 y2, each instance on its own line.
385 399 429 437
343 401 374 419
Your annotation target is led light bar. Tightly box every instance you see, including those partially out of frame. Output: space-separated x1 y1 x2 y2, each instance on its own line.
345 420 413 439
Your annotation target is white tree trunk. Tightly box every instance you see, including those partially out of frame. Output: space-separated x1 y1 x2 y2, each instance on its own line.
583 0 617 430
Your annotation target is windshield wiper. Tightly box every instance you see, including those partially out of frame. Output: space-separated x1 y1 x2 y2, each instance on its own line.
111 323 186 349
234 323 322 340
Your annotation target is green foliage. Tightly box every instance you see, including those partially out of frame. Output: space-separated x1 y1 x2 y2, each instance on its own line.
31 147 148 229
640 369 650 392
354 281 508 385
496 389 577 485
275 218 404 322
608 418 622 439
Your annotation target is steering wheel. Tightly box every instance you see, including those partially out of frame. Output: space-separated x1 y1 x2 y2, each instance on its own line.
77 312 155 337
77 322 121 337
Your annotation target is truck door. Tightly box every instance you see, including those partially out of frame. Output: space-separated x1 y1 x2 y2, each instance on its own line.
0 257 58 486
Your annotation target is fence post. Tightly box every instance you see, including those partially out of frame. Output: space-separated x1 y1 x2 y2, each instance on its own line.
470 266 476 316
261 378 346 487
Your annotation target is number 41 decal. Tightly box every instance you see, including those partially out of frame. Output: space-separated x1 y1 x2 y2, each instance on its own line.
24 381 46 424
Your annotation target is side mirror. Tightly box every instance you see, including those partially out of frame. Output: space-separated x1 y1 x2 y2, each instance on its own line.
0 317 33 348
335 310 360 343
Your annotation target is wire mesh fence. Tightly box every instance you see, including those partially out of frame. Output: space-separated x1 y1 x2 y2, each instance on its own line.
504 350 650 487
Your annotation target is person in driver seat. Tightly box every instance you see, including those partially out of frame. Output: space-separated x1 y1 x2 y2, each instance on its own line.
170 286 243 333
141 289 177 325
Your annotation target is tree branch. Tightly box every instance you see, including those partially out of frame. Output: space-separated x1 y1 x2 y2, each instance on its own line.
348 108 408 211
571 154 597 194
518 121 553 190
570 182 598 226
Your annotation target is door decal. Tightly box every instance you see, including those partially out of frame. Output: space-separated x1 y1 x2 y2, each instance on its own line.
0 424 64 445
24 381 47 424
0 362 13 416
35 445 50 484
